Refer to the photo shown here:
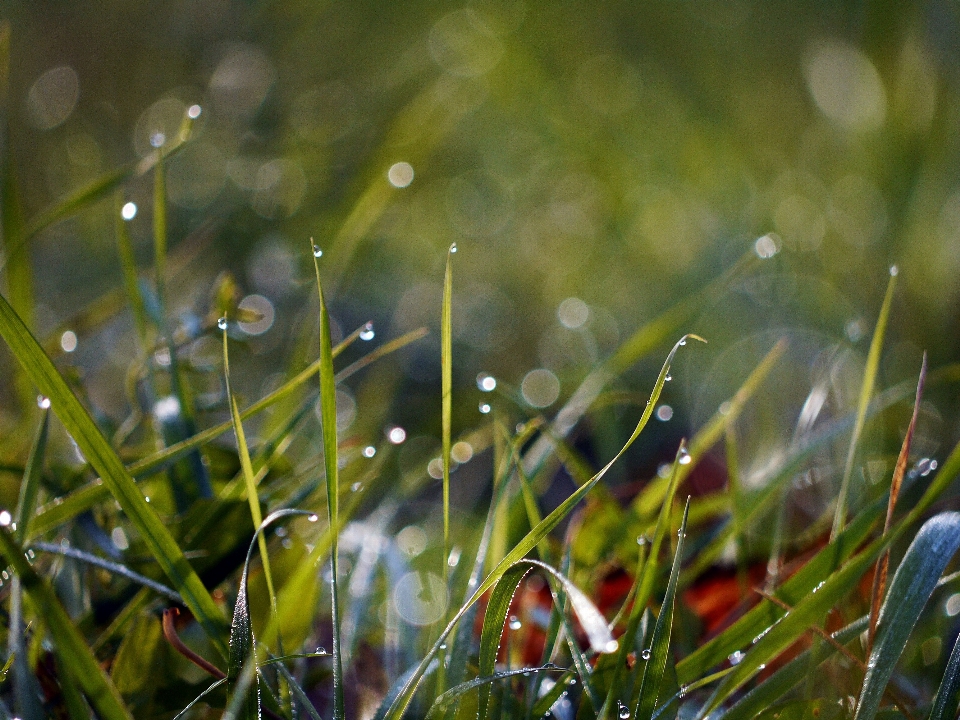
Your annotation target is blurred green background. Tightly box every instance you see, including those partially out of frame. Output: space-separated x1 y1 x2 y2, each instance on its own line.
2 0 960 519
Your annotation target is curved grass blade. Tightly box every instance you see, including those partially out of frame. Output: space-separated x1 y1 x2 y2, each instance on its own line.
172 679 227 720
929 634 960 720
14 407 48 542
427 666 564 720
312 242 345 720
633 499 689 720
29 326 427 537
381 336 702 720
272 660 324 720
479 563 530 720
0 526 133 720
30 541 182 602
854 512 960 720
0 289 229 657
832 269 897 539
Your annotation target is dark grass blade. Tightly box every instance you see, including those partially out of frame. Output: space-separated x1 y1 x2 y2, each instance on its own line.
381 335 702 720
854 512 960 720
633 499 690 720
0 526 133 720
0 289 229 658
173 679 227 720
867 353 926 651
478 564 530 720
929 633 960 720
14 407 49 542
312 243 345 720
113 190 151 347
833 268 897 539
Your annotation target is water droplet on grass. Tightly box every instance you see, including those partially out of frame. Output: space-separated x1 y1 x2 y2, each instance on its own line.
37 395 51 409
476 372 496 391
121 202 137 220
889 265 899 276
313 245 323 258
217 317 228 330
360 322 375 341
641 649 651 660
618 701 631 719
479 402 491 414
678 449 692 465
362 446 376 458
450 242 458 253
387 426 406 444
0 510 11 526
509 616 522 630
187 104 202 119
307 514 319 522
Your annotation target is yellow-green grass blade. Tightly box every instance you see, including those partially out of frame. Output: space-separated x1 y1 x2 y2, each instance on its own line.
426 666 564 720
634 499 689 720
854 512 960 720
222 326 278 614
442 243 454 589
832 269 897 539
29 326 428 537
0 289 229 658
114 191 150 348
696 435 960 717
0 525 133 720
14 407 49 542
380 335 702 720
312 243 345 720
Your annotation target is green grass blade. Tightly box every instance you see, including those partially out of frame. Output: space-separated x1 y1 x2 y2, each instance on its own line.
114 191 150 346
223 324 278 617
0 526 133 720
381 335 702 720
718 615 869 720
312 241 346 720
634 499 689 720
28 326 427 536
14 407 49 542
0 289 229 658
929 633 960 720
854 512 960 720
427 666 564 720
22 164 133 240
697 436 960 718
273 660 324 720
832 268 897 539
442 243 454 590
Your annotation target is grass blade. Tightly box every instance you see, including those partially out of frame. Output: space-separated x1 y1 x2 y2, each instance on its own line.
929 633 960 720
312 240 346 720
442 243 454 590
0 526 133 720
427 666 564 720
478 563 530 720
634 499 689 720
381 335 702 720
14 407 49 542
223 323 278 622
114 191 150 346
0 289 229 657
832 268 897 539
854 512 960 720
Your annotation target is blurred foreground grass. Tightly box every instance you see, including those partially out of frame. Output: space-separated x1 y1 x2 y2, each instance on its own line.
1 2 960 719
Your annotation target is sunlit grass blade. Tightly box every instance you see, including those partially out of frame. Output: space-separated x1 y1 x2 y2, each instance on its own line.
272 660 324 720
866 353 926 653
381 335 702 720
312 241 346 720
696 435 960 718
0 525 133 720
478 563 529 720
832 268 897 539
854 512 960 720
0 289 229 657
719 615 869 720
442 243 454 591
29 326 428 536
223 323 278 623
173 679 227 720
427 666 564 720
929 633 960 720
633 499 689 720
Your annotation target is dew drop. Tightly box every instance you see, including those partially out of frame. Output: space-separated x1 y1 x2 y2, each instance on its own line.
637 535 648 546
0 510 11 527
315 646 326 655
313 244 323 258
360 322 375 341
479 402 492 414
678 449 692 465
889 265 899 276
439 643 447 650
37 395 51 409
618 701 631 719
665 374 672 382
509 616 522 630
728 650 744 665
121 201 137 220
640 649 651 660
567 677 576 685
362 446 376 458
679 339 687 346
450 242 457 253
308 514 319 523
351 482 363 492
476 372 497 392
187 104 202 119
217 317 228 330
